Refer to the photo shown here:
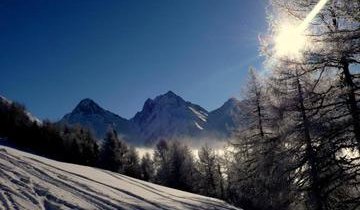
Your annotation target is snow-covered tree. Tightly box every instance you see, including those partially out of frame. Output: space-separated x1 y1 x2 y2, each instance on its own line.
122 146 141 179
153 140 197 192
140 152 154 181
262 1 360 209
228 68 293 210
196 144 224 198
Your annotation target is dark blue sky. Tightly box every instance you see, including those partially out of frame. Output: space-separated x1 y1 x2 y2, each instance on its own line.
0 0 267 120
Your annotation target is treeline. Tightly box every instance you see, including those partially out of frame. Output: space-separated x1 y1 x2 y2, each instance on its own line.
0 100 98 165
95 131 226 199
0 99 146 179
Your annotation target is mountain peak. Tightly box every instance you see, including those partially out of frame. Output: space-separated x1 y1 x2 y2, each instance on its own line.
214 97 241 113
73 98 104 114
204 97 243 138
224 97 240 106
164 90 176 97
152 91 185 106
60 98 131 139
131 91 209 144
159 90 181 99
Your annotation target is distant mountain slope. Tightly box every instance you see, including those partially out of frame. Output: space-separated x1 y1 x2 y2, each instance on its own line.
0 145 241 210
204 98 244 138
59 99 133 140
58 92 244 144
131 91 209 144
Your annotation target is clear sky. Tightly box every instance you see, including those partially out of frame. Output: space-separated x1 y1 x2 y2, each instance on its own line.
0 0 267 120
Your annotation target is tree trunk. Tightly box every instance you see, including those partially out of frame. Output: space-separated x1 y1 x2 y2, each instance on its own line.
341 57 360 151
295 72 324 210
256 92 265 138
217 163 224 199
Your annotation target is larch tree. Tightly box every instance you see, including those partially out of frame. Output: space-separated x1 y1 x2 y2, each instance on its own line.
140 152 155 181
229 68 292 210
263 0 360 209
196 144 222 198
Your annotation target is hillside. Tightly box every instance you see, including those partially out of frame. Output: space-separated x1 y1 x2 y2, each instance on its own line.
0 145 240 210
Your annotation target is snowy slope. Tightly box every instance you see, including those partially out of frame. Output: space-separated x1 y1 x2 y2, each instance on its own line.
0 145 240 210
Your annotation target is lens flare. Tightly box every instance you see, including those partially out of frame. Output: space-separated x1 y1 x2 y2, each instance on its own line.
299 0 329 31
274 0 329 59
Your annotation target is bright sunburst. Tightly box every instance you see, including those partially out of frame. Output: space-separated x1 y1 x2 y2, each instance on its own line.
274 23 306 59
274 0 329 59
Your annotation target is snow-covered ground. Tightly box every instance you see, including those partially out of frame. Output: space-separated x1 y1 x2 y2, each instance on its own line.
0 145 240 210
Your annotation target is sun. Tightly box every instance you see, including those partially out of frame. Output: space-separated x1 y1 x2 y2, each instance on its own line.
273 0 329 60
274 23 307 59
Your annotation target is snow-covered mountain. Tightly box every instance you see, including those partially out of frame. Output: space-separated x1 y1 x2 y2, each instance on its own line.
131 91 209 144
0 144 240 210
59 92 243 144
59 98 133 140
204 98 244 138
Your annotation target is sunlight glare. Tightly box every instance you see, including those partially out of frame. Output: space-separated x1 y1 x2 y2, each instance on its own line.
274 23 306 59
274 0 329 59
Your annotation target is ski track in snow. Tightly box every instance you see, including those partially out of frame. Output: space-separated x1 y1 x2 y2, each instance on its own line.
0 146 241 210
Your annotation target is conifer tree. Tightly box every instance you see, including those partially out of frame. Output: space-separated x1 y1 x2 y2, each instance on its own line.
99 128 122 172
123 146 141 178
140 152 154 181
197 144 220 197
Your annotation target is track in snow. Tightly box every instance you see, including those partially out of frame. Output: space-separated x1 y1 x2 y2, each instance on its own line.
0 145 240 210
